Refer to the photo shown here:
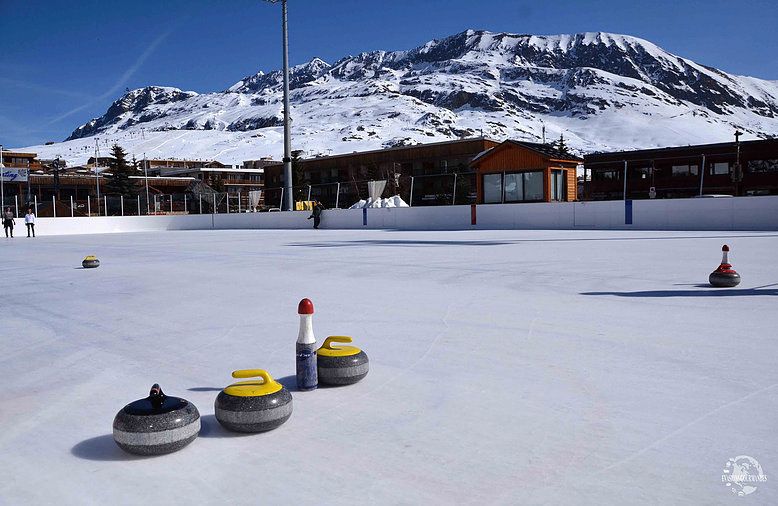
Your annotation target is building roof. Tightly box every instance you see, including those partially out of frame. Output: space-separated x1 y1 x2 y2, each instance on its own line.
265 136 498 168
584 138 778 161
1 151 37 158
470 139 583 167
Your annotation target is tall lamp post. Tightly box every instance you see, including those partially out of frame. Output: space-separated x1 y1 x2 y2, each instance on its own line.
0 144 5 211
263 0 293 211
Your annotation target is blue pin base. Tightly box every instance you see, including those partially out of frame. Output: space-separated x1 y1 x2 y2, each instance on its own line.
296 342 318 390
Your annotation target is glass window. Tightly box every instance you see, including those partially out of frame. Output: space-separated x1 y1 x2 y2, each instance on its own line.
550 170 565 201
710 162 730 175
672 164 699 176
504 173 523 202
523 172 544 201
594 170 619 181
748 159 778 173
630 167 651 179
483 173 502 203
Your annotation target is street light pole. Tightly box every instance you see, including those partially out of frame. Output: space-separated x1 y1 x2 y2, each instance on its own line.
144 153 150 214
263 0 293 211
0 144 4 211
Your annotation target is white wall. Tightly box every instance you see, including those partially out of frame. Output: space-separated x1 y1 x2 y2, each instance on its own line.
30 195 778 235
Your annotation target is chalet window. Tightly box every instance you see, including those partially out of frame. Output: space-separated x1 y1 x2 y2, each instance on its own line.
483 174 502 203
523 171 544 201
504 173 523 202
710 162 730 175
671 164 699 176
748 159 778 173
550 170 565 201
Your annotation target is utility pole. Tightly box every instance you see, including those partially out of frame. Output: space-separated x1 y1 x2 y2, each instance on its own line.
732 130 743 196
0 145 4 211
262 0 294 211
144 153 150 214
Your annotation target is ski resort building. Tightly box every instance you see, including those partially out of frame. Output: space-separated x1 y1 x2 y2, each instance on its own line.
468 140 581 203
262 138 498 208
583 138 778 200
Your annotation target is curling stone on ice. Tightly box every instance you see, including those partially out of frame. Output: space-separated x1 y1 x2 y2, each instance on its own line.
709 245 741 287
214 369 293 433
296 298 318 391
82 255 100 268
112 384 200 455
317 336 369 386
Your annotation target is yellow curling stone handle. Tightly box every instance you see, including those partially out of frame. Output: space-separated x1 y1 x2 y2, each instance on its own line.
85 255 97 260
224 369 282 397
318 336 361 357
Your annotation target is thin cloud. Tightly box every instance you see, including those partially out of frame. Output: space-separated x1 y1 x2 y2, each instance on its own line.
0 77 93 100
48 29 174 125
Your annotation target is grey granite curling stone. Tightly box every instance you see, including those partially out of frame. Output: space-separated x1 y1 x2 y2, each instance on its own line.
214 369 293 433
113 384 200 455
709 245 741 287
82 256 100 268
709 270 741 287
317 336 369 386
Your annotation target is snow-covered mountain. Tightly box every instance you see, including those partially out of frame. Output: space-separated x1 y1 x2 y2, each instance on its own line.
21 30 778 165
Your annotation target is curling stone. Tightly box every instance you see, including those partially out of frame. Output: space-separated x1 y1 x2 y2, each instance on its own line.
112 384 200 455
317 336 369 386
82 255 100 268
709 245 741 287
214 369 293 433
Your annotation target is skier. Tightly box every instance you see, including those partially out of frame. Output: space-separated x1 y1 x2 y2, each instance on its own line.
3 207 14 238
24 208 35 237
308 201 323 229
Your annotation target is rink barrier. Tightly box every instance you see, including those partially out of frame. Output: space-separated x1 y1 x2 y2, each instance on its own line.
30 195 778 235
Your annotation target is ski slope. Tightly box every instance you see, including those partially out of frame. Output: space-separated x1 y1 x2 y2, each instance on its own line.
0 229 776 505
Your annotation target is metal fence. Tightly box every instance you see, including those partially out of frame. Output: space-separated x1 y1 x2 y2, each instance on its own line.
0 172 479 217
0 192 264 218
264 172 478 210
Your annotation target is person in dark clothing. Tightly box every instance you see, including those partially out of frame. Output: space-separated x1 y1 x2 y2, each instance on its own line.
308 202 323 229
3 207 15 238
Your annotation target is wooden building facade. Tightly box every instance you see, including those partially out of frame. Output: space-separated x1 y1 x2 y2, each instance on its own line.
263 138 498 208
582 138 778 200
469 140 581 204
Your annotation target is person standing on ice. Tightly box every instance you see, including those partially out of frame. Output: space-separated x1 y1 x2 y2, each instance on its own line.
3 207 15 238
24 209 35 237
308 201 323 229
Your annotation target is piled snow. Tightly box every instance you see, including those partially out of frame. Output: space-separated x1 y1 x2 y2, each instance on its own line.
348 195 409 209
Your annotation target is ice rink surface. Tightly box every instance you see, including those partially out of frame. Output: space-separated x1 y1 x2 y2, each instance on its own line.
1 228 776 505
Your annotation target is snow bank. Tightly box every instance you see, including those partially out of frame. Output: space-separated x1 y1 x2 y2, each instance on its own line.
348 195 409 209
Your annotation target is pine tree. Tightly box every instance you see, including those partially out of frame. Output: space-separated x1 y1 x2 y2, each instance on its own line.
105 144 138 197
554 134 572 157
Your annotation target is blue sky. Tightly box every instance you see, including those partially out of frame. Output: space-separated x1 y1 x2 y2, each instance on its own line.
2 0 777 148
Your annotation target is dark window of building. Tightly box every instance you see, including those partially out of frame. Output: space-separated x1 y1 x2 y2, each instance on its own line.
748 159 778 173
630 167 651 179
671 164 699 176
710 162 730 175
594 170 619 181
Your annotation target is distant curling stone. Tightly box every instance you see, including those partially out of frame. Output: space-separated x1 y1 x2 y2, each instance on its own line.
82 255 100 268
317 336 369 386
709 244 741 288
113 384 200 455
215 369 293 433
